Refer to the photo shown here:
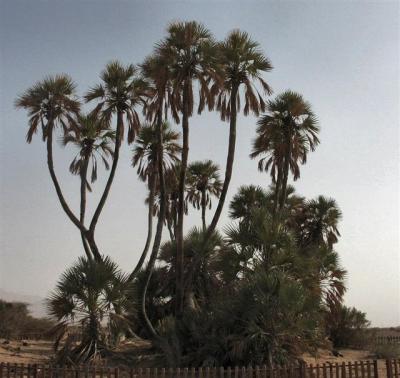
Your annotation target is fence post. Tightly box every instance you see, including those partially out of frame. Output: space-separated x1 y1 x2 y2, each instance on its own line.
373 360 379 378
385 360 392 378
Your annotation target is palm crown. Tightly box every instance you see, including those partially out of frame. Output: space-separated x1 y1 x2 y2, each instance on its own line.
216 30 273 120
63 114 115 191
251 90 320 182
132 122 181 182
186 160 222 211
15 75 80 142
157 21 221 119
84 61 147 144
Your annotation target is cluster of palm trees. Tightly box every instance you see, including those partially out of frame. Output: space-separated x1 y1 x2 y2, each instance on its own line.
16 21 347 366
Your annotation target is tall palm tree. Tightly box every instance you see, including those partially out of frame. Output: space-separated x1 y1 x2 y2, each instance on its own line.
207 30 273 237
15 75 88 239
62 113 115 260
137 52 175 339
157 21 220 315
84 61 147 258
251 91 320 211
131 122 181 279
186 160 222 230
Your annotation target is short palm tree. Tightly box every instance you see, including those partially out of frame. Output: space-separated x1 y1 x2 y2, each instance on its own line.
63 114 115 260
84 61 147 257
207 30 273 236
157 21 220 314
186 160 222 230
131 122 181 279
251 91 320 211
47 256 135 364
297 196 342 249
15 75 87 236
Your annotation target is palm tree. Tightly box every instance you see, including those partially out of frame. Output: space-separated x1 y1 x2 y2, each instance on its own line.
84 61 147 258
138 52 175 339
186 160 222 230
296 196 342 249
207 30 273 237
131 122 181 279
157 21 220 315
47 256 135 364
15 75 88 239
251 91 320 211
63 113 115 260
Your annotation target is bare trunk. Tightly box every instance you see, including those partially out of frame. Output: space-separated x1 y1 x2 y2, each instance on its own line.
46 124 88 234
279 132 291 210
80 155 93 260
142 107 166 340
87 111 124 258
129 172 156 280
207 83 238 238
201 188 206 231
175 81 190 317
272 166 283 216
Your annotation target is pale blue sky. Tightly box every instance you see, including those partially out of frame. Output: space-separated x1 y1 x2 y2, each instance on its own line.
0 0 398 326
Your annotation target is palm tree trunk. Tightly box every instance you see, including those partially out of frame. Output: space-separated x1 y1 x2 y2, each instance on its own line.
201 188 207 231
142 106 166 340
207 83 239 237
176 81 190 316
129 172 156 280
273 166 283 216
279 135 292 209
88 110 124 256
45 124 88 234
80 155 93 260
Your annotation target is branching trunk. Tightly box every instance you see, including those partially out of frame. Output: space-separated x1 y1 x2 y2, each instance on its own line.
87 110 124 259
46 124 88 234
207 84 239 238
129 172 156 280
175 81 190 317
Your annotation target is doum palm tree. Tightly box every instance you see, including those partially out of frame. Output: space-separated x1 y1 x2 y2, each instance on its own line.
15 75 92 248
186 160 222 230
157 21 220 315
207 30 273 237
251 90 320 212
63 113 115 260
131 122 181 280
84 61 147 259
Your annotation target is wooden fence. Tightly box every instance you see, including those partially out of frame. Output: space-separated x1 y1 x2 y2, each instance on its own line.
386 359 400 378
0 360 392 378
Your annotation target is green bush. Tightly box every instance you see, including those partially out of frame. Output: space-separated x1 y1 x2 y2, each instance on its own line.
373 344 400 359
0 299 54 339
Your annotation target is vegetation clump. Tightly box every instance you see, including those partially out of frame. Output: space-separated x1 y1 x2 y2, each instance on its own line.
16 20 367 367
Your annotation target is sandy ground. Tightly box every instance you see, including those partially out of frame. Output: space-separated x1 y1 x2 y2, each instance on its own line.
0 339 390 372
0 339 53 364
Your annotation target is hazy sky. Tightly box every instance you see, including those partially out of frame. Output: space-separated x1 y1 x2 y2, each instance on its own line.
0 0 398 327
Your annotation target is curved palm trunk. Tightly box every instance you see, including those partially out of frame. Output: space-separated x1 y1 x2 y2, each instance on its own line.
207 84 239 238
87 110 124 258
46 124 88 234
142 107 166 340
80 155 93 260
129 172 156 280
201 188 207 231
176 81 190 317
